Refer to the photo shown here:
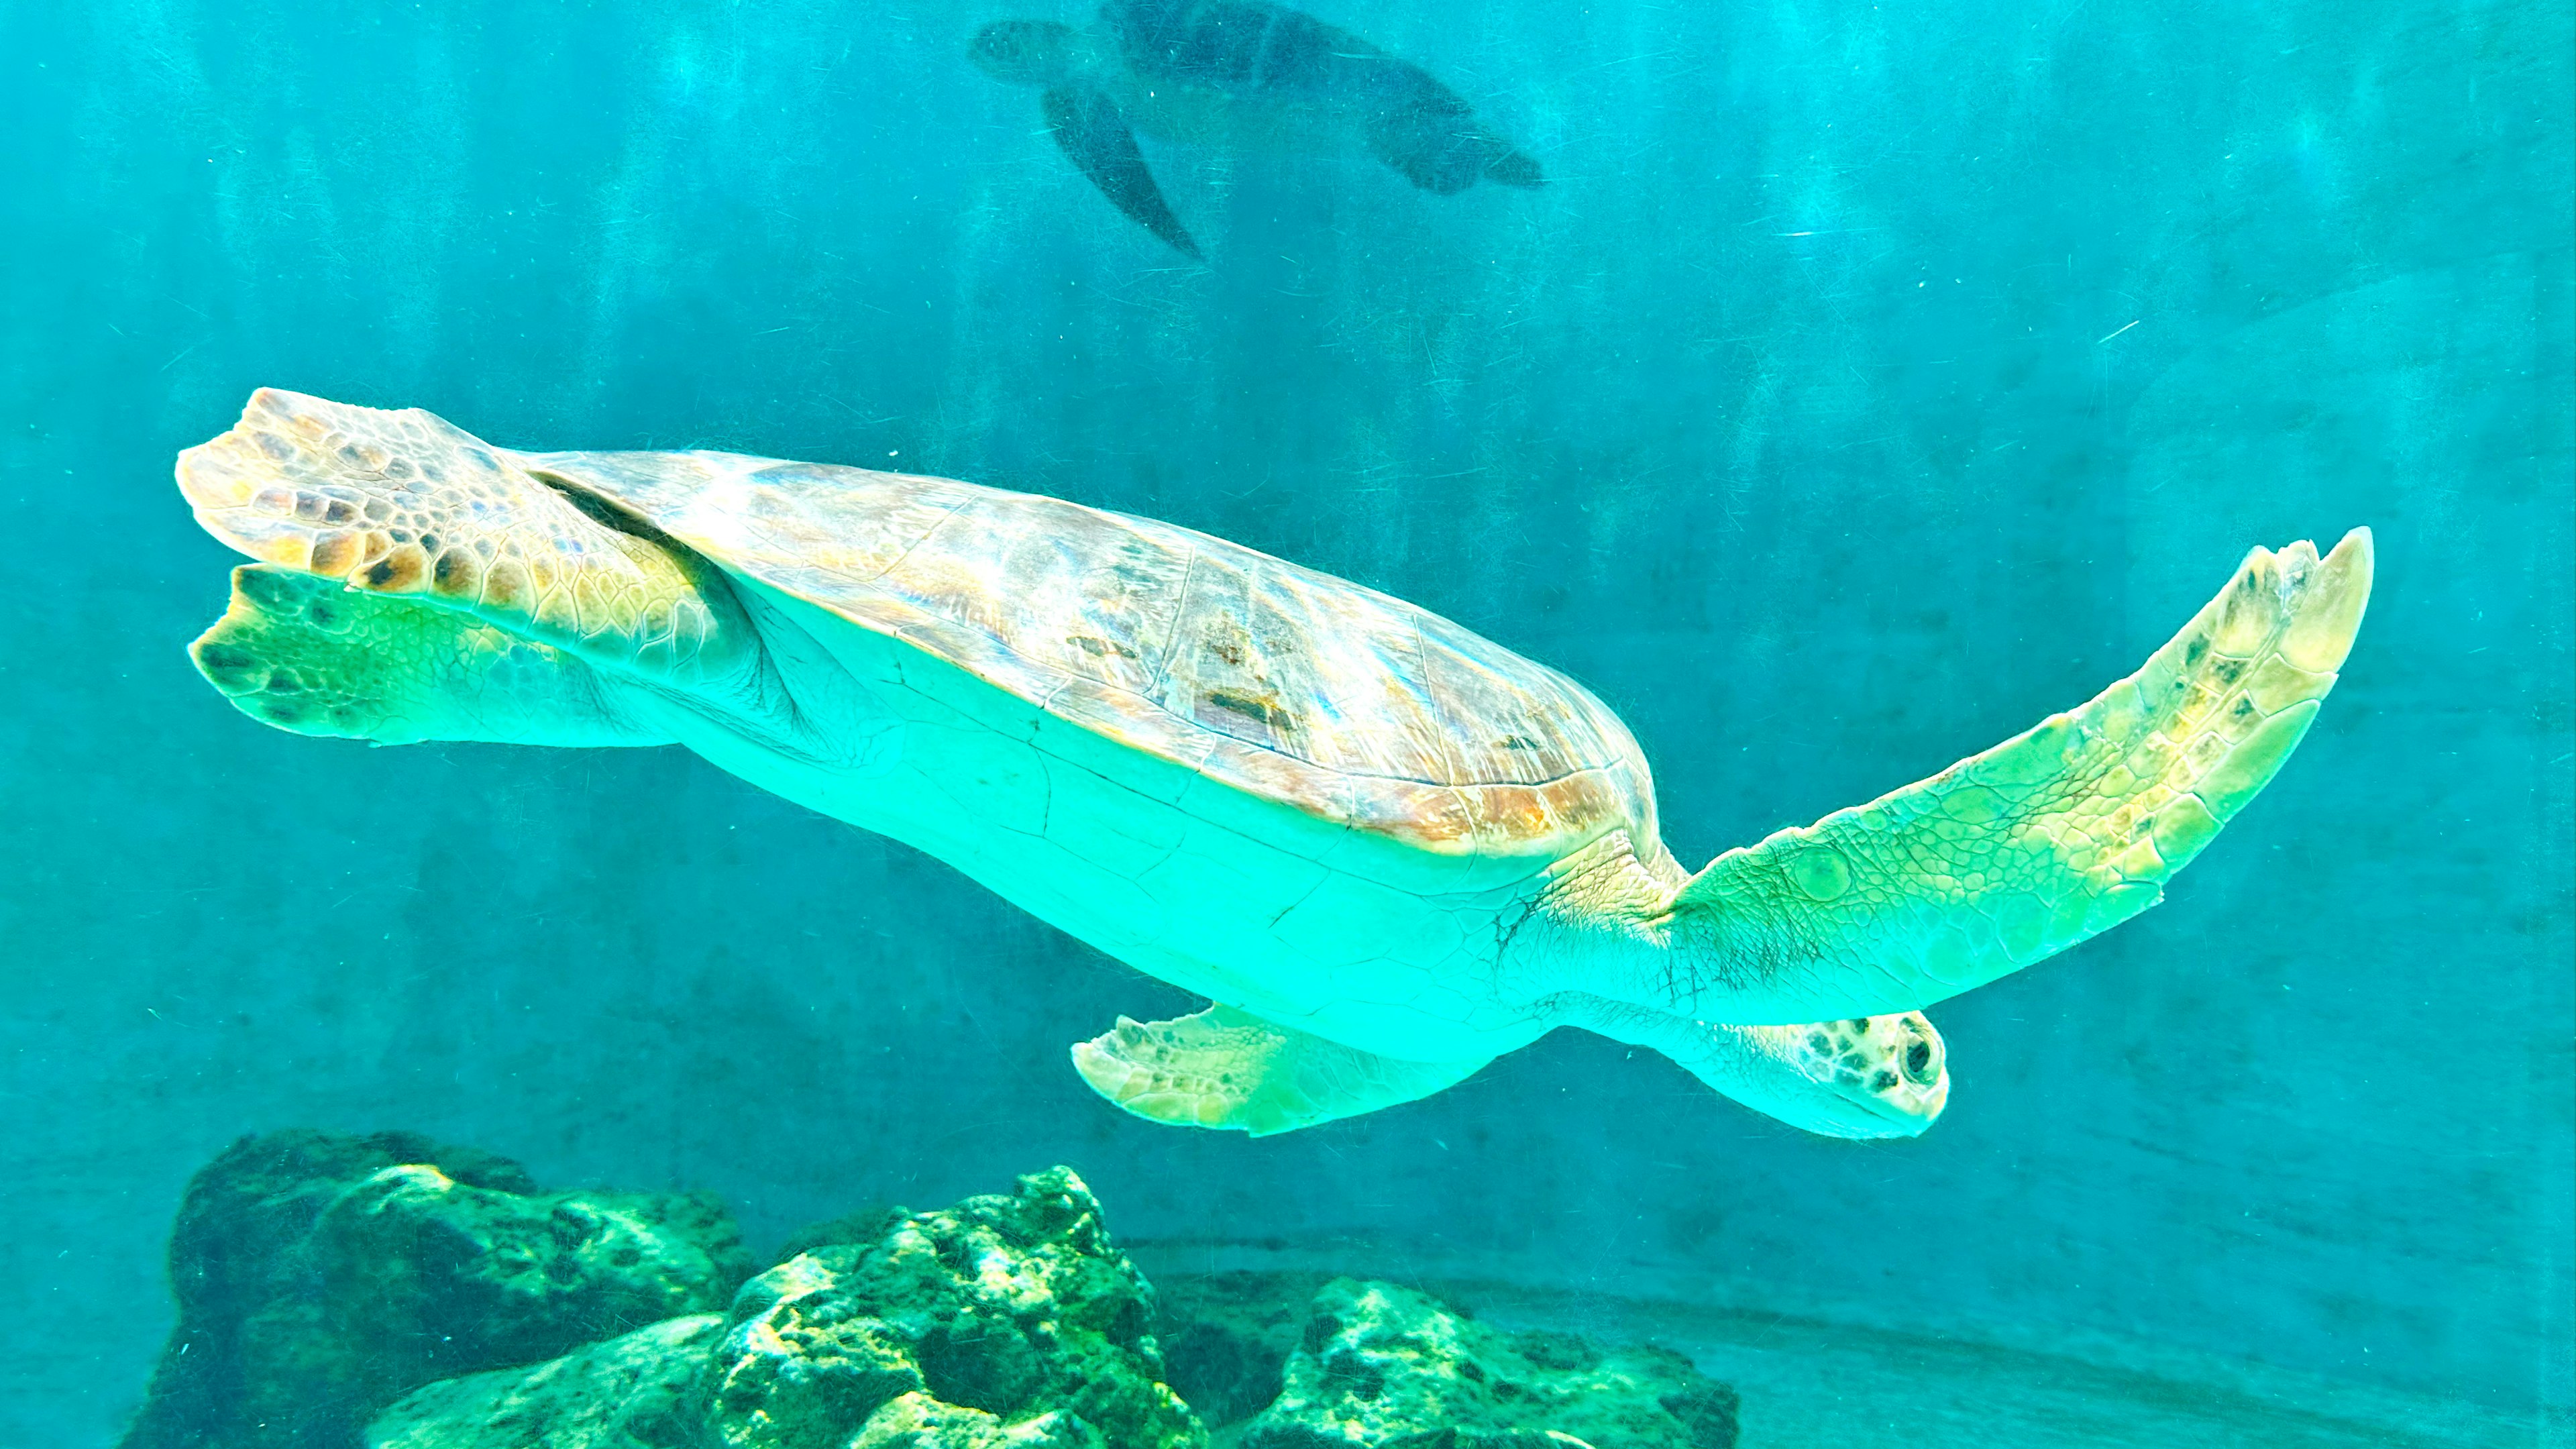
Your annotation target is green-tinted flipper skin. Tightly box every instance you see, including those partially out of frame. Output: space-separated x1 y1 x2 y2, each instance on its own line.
1672 528 2373 1023
192 564 673 748
1071 1006 1488 1136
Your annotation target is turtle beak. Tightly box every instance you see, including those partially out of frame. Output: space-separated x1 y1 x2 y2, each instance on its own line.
1823 1083 1943 1140
1811 1056 1947 1140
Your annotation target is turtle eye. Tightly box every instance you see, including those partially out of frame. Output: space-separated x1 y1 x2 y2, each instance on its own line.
1902 1034 1939 1086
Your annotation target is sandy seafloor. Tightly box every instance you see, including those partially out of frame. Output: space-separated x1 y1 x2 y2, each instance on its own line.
1136 1252 2574 1449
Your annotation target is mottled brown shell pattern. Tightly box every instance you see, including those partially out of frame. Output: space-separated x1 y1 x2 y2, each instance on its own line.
528 450 1663 857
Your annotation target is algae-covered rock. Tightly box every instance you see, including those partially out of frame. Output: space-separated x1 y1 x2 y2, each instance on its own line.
315 1160 747 1392
706 1167 1203 1449
367 1313 724 1449
119 1128 754 1449
1148 1272 1334 1427
133 1135 1729 1449
1239 1279 1738 1449
847 1391 1106 1447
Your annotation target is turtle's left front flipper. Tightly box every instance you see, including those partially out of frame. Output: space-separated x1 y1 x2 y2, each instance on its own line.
1040 85 1201 258
176 388 770 747
1669 529 2373 1024
178 388 762 694
1071 1006 1487 1135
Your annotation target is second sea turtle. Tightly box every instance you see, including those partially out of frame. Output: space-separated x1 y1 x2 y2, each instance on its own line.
970 0 1544 256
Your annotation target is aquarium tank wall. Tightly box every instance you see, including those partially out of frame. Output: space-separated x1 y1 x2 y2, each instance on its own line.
1 0 2567 1444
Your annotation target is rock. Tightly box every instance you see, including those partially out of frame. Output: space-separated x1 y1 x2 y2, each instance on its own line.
1147 1272 1334 1427
1150 1273 1739 1445
119 1128 754 1449
313 1160 748 1395
705 1167 1203 1449
135 1137 1727 1449
769 1206 908 1269
367 1314 725 1449
847 1392 1102 1447
1238 1279 1739 1449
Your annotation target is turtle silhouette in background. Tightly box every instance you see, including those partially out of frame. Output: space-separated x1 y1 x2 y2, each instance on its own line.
970 0 1544 257
178 390 2372 1141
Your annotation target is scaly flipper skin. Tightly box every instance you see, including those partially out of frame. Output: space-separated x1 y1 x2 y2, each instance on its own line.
1071 1006 1487 1136
191 564 671 747
1667 529 2374 1023
177 388 759 695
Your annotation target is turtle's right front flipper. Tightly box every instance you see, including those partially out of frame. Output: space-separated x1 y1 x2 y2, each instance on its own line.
1071 1006 1486 1135
1040 85 1202 258
1664 529 2374 1023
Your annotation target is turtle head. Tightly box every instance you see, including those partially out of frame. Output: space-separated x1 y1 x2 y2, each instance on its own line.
969 20 1082 87
1733 1013 1950 1140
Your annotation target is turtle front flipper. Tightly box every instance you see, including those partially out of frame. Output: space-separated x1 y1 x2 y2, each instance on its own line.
1071 1006 1487 1136
193 564 672 747
178 389 763 702
1663 529 2373 1023
178 386 762 732
1040 85 1202 258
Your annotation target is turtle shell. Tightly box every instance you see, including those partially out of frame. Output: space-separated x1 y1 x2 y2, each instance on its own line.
529 450 1662 861
1104 0 1373 98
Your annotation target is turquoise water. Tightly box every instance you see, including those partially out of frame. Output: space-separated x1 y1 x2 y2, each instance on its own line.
1 0 2568 1443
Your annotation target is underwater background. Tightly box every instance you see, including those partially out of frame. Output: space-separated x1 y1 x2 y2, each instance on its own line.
0 0 2568 1442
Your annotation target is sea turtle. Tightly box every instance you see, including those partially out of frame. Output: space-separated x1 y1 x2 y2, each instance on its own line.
969 0 1544 257
177 390 2371 1140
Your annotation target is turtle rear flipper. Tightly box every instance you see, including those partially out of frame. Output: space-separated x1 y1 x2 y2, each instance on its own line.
1364 87 1540 194
192 564 669 747
1071 1006 1486 1136
1041 85 1202 258
1544 994 1948 1140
